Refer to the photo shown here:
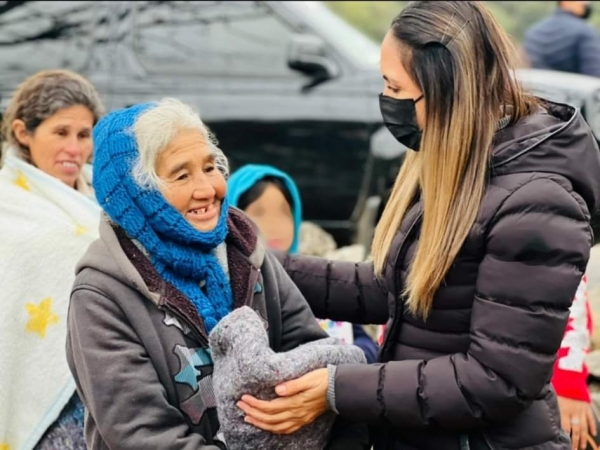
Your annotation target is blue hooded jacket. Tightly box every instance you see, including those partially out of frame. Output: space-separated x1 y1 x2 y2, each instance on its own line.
228 164 302 254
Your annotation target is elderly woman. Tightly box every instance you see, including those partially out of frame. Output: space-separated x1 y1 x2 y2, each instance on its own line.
0 70 103 450
65 98 368 449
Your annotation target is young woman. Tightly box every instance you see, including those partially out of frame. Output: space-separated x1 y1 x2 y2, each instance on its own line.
236 2 600 449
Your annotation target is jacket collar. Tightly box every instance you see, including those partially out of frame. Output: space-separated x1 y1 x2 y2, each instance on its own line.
109 207 266 342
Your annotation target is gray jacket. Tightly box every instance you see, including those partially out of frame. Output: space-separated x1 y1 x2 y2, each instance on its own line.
66 208 368 450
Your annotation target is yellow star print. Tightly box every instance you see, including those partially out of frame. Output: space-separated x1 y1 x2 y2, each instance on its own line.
14 171 30 191
25 298 59 338
75 223 87 235
0 442 11 450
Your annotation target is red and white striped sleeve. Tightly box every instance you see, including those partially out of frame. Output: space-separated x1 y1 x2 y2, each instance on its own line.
551 275 593 402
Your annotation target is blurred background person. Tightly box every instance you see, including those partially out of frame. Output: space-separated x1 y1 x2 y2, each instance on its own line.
524 1 600 76
228 164 379 363
0 70 103 450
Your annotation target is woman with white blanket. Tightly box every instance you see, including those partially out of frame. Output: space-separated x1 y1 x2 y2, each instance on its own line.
0 70 104 450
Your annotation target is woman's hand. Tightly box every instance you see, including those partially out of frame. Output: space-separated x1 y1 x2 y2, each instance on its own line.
237 368 329 435
557 396 597 450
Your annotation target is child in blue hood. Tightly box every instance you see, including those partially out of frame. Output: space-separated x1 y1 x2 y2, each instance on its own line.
228 164 378 363
229 164 301 254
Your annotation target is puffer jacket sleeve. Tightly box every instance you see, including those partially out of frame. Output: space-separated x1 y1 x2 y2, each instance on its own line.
264 250 330 352
263 251 372 449
333 177 593 428
275 251 389 325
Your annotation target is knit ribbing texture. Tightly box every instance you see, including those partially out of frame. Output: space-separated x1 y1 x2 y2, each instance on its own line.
92 102 232 332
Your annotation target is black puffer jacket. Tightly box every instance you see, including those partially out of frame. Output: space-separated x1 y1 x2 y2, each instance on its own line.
278 100 600 449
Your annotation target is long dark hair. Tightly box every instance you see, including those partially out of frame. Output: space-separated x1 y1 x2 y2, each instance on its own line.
372 1 537 318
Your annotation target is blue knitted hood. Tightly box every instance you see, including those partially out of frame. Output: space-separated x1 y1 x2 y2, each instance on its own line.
91 102 233 332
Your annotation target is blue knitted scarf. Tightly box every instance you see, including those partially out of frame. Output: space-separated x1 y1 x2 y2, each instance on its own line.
92 102 232 332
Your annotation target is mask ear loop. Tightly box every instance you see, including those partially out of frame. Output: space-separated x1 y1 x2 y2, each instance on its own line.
414 95 424 103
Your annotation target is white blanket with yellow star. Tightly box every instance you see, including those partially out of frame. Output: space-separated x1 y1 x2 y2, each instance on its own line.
0 154 100 450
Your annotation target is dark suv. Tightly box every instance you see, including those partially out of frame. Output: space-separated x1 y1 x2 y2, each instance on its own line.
0 1 407 246
1 1 600 245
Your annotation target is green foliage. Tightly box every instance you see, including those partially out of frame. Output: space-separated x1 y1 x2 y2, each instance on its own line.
324 1 403 44
325 1 600 44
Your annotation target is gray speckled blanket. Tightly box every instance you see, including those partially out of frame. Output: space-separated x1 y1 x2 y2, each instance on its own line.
209 306 365 450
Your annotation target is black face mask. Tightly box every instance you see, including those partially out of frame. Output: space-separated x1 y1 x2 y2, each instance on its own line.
379 93 424 151
582 4 593 20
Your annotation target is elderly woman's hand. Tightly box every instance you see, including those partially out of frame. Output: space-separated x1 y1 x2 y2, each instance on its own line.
237 368 329 435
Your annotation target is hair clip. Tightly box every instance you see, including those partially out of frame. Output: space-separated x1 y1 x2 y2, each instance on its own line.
447 18 472 46
440 12 457 45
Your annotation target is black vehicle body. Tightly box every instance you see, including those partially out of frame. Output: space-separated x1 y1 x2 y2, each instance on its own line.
1 2 600 244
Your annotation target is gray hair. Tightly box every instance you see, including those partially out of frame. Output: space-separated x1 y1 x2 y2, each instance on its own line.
132 98 229 189
1 69 104 162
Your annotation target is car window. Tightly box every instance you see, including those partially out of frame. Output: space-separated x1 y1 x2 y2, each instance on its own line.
0 1 95 77
133 1 300 78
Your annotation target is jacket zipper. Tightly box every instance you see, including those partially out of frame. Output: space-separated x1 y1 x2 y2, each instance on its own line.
161 303 209 347
158 266 260 347
158 280 210 347
481 434 496 450
380 209 423 360
379 210 499 449
245 267 260 307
